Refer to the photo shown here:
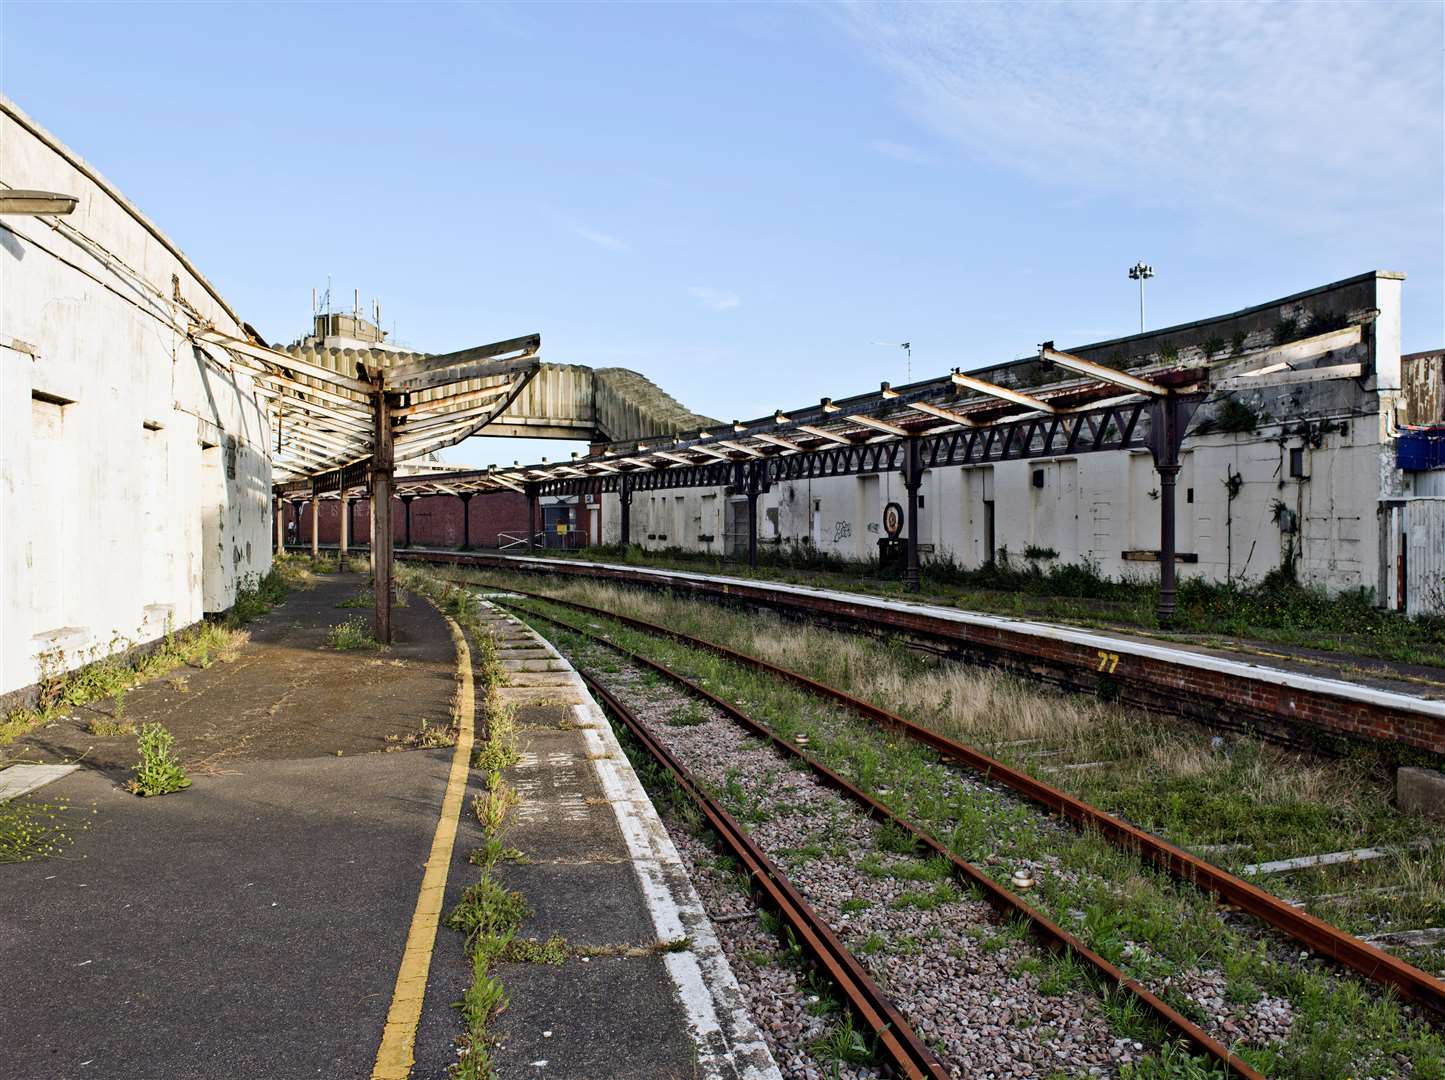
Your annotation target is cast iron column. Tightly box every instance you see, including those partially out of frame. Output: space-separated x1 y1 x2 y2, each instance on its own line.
619 476 632 546
746 465 760 570
310 492 320 559
372 388 396 644
526 486 539 550
903 436 922 592
1148 394 1201 628
274 496 285 557
459 493 473 550
1157 461 1181 625
400 493 415 549
338 495 350 561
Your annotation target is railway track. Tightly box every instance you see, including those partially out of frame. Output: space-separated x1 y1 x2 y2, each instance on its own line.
404 549 1445 757
480 581 1445 1026
499 594 1269 1078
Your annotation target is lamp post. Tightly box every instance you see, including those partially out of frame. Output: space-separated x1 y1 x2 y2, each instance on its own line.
1128 263 1154 333
872 341 912 383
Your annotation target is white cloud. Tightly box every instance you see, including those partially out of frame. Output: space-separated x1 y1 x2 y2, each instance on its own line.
688 286 741 311
870 139 930 164
577 227 627 252
834 2 1443 242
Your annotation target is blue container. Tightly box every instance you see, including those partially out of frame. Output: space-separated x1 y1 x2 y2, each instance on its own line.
1397 431 1445 471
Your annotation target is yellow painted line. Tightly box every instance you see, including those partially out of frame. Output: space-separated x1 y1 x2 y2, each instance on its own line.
372 614 476 1080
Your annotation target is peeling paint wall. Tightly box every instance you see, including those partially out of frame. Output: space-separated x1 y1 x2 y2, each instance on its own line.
0 100 272 699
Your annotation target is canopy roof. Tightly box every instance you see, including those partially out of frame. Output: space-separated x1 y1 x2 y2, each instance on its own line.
191 324 542 490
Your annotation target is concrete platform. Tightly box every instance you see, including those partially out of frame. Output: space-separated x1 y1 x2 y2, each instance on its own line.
473 601 780 1080
0 574 471 1080
2 573 455 777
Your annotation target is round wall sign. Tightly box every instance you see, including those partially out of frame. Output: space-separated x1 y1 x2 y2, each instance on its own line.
882 501 904 538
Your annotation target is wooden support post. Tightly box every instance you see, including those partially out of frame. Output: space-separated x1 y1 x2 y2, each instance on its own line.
338 495 350 561
310 492 320 559
903 436 922 593
401 494 415 549
372 389 395 644
459 493 473 550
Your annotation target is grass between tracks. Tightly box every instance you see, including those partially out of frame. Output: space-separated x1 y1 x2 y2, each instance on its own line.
477 572 1445 1080
535 543 1445 669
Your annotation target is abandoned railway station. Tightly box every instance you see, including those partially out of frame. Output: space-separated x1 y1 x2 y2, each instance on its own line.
4 75 1445 1080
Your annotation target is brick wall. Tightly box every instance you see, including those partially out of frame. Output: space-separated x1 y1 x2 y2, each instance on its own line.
287 491 536 549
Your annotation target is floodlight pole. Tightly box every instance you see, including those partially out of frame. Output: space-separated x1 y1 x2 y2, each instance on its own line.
1129 262 1154 333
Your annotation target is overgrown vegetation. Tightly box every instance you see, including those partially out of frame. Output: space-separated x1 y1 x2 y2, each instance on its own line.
326 617 381 651
0 797 92 862
0 555 323 752
489 576 1445 1077
533 542 1445 667
125 722 192 797
393 564 527 1079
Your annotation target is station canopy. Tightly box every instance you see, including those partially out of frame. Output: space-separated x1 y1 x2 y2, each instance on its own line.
190 324 543 492
357 343 1207 500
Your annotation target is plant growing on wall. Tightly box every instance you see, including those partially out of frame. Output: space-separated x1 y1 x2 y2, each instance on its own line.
1222 468 1243 501
1215 397 1262 434
1201 336 1226 360
1231 329 1248 354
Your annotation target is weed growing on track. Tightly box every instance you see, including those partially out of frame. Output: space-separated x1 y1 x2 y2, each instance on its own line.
496 583 1445 1079
125 722 191 796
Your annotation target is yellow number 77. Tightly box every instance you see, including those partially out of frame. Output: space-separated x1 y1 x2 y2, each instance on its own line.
1096 650 1120 674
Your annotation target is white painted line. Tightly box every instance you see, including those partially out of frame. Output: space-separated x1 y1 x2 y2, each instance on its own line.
0 763 79 800
500 554 1445 720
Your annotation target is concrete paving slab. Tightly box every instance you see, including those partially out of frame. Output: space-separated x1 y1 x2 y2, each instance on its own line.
490 956 701 1079
472 601 779 1080
0 763 78 800
504 671 579 688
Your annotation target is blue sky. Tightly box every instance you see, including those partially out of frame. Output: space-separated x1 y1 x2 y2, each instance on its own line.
5 2 1441 469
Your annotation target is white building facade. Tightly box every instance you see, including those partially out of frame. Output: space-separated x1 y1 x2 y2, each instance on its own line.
603 272 1445 612
1 99 272 703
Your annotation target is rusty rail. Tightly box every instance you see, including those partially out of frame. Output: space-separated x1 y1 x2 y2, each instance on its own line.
487 583 1445 1022
405 549 1445 757
530 604 1265 1078
581 673 948 1080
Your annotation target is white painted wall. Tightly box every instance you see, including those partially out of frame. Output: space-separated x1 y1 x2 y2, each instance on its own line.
1 99 272 700
600 274 1413 606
